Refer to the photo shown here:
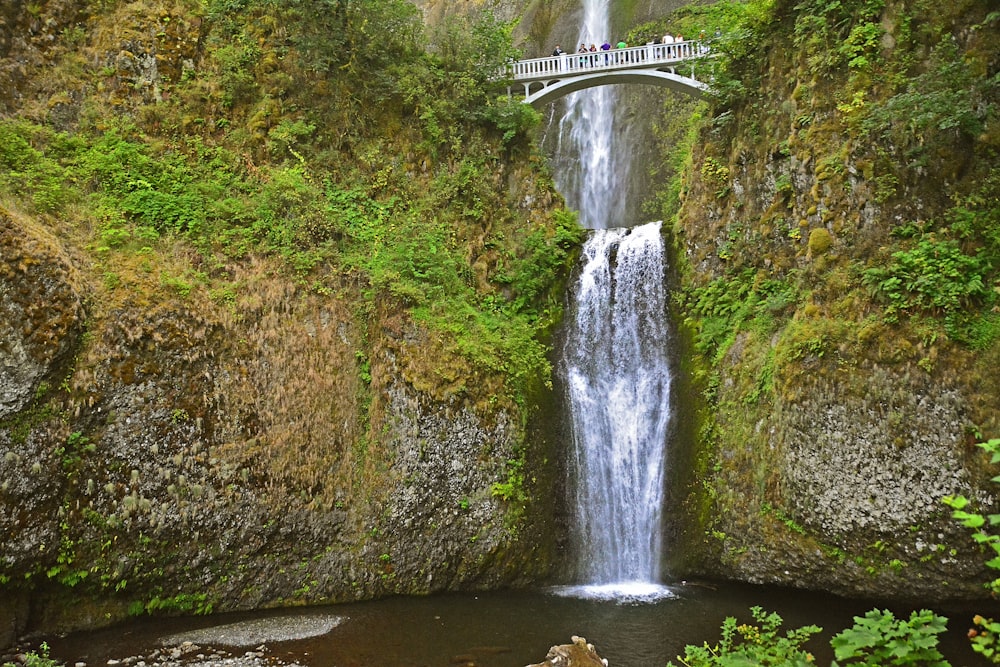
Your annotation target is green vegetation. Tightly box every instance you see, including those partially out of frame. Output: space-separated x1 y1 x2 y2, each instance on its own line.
674 438 1000 665
491 454 527 504
1 643 62 667
682 269 798 364
670 606 949 667
0 0 573 408
129 592 213 616
862 237 991 323
944 438 1000 663
830 609 950 666
669 606 821 666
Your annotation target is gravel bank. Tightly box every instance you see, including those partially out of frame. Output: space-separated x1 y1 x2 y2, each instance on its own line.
5 614 344 667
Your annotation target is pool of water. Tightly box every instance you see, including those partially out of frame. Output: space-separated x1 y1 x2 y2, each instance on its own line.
46 581 990 666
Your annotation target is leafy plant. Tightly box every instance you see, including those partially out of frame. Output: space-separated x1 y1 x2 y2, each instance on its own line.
684 270 799 362
943 438 1000 663
668 606 820 666
143 592 214 615
2 642 62 667
792 0 885 75
491 456 527 503
670 606 951 667
862 238 990 322
830 609 949 666
861 39 990 148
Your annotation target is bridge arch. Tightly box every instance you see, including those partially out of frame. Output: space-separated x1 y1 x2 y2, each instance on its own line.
522 69 708 107
504 41 713 107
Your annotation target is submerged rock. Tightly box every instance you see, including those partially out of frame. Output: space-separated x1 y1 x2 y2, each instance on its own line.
159 614 343 647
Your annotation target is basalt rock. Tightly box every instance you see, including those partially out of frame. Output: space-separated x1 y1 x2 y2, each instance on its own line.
667 0 1000 600
0 208 84 419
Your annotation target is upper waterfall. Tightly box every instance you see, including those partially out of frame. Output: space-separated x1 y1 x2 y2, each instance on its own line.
550 0 629 230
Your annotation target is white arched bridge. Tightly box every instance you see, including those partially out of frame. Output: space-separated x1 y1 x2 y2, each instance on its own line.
505 40 712 107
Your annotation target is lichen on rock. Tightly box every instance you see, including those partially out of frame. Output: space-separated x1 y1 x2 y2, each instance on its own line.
0 208 84 419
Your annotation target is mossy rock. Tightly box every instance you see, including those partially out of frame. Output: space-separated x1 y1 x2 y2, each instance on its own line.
808 228 833 256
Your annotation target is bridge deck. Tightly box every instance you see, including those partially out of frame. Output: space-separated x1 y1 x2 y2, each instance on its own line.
508 40 710 83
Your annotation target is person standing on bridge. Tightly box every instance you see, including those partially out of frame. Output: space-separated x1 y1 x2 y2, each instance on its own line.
600 40 611 65
662 32 674 58
552 44 564 57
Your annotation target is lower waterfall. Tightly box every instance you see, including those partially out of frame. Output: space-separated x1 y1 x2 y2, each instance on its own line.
558 220 674 600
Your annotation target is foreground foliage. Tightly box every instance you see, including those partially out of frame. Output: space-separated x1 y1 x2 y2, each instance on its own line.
1 643 61 667
944 438 1000 663
670 607 949 667
675 437 1000 666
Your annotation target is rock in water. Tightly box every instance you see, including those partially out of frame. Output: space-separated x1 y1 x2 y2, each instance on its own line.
526 636 608 667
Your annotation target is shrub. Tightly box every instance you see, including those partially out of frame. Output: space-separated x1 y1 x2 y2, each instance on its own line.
862 238 990 321
669 606 951 667
2 642 62 667
668 606 820 666
830 609 950 666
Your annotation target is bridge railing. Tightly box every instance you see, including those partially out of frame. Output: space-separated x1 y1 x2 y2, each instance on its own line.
506 40 711 82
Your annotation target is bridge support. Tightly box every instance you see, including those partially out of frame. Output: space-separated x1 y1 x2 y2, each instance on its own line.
520 69 708 107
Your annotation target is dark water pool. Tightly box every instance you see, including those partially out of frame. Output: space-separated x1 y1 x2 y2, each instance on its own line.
46 581 993 666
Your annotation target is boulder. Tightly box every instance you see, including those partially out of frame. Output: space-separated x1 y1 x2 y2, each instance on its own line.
527 636 608 667
0 209 84 418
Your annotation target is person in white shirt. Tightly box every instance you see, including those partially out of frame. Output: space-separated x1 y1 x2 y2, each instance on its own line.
662 33 674 58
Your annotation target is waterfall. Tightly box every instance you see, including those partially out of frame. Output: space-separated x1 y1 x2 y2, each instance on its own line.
551 0 630 230
559 222 674 600
548 0 674 602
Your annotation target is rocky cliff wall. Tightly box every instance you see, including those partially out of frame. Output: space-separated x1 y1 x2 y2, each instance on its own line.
0 205 563 647
666 0 1000 599
0 0 571 648
410 0 680 58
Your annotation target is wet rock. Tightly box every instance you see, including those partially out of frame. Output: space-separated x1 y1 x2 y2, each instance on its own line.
527 636 608 667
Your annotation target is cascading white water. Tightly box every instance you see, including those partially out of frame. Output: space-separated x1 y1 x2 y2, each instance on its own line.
552 0 629 230
548 0 675 602
559 222 674 600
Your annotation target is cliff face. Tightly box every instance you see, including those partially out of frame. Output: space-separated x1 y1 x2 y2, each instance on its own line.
667 0 1000 599
0 206 562 643
410 0 679 58
0 0 572 647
